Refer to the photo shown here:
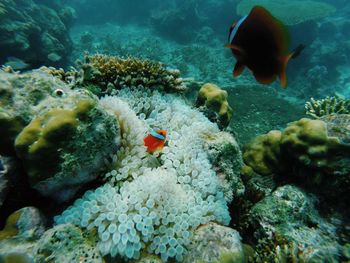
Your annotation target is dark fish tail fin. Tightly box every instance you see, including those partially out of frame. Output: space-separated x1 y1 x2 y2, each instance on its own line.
279 53 293 88
291 44 306 59
233 61 245 77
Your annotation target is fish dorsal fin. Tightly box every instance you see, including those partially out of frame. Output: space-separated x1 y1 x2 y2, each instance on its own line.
279 53 293 88
233 61 245 77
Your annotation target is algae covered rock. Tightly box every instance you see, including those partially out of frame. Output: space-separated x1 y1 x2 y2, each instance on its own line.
196 83 233 129
14 96 120 202
0 207 46 242
35 224 103 263
0 70 71 155
0 70 121 202
0 0 73 67
203 131 244 202
250 185 341 262
0 207 46 262
183 222 244 263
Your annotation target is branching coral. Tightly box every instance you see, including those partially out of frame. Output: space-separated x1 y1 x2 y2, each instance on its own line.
305 96 350 118
237 0 336 25
78 54 187 94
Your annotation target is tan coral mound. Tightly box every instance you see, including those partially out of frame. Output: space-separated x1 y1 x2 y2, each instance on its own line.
84 54 187 93
236 0 336 25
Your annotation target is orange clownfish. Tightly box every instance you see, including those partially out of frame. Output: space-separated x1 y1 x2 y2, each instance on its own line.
144 130 167 153
226 6 305 88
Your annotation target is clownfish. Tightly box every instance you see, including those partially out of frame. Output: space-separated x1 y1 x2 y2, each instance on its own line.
144 130 167 153
226 6 304 88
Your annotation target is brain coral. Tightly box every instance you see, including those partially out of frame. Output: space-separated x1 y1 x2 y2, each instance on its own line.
55 86 232 261
236 0 336 25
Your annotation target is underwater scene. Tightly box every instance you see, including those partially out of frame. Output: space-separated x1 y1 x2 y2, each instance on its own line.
0 0 350 262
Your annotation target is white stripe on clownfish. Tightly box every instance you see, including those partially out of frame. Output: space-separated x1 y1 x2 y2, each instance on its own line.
229 15 248 44
150 130 165 140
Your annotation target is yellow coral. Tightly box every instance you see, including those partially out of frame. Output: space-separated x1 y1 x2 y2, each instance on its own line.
197 83 233 128
0 210 22 240
236 0 336 25
280 118 342 168
243 130 282 175
15 100 95 183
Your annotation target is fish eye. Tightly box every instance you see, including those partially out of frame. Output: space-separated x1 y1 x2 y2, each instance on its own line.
54 89 65 97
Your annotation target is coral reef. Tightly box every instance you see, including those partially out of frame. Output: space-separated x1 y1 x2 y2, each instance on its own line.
0 69 73 155
54 86 236 261
305 96 350 118
0 70 120 202
0 0 74 67
203 131 245 202
183 222 244 263
149 0 205 43
35 224 103 263
0 212 104 263
237 0 336 25
0 207 46 241
250 185 341 262
228 85 305 146
243 130 282 176
243 117 350 199
196 83 233 129
77 54 187 94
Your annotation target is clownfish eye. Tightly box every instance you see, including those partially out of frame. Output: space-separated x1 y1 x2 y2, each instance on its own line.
54 89 65 97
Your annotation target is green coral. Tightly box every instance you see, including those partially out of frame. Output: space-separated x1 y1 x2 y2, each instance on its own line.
305 96 350 118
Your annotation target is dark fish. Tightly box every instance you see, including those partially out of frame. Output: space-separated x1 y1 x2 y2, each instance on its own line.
226 6 303 88
4 56 30 70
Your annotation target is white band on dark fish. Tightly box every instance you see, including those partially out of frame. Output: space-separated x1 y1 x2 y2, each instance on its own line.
150 130 165 140
229 15 248 44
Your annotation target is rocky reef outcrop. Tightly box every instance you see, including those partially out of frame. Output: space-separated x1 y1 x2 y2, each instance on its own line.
0 0 75 68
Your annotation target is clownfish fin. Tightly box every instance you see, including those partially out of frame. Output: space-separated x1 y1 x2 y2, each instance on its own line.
233 61 245 77
291 44 306 59
225 44 244 53
279 53 293 88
